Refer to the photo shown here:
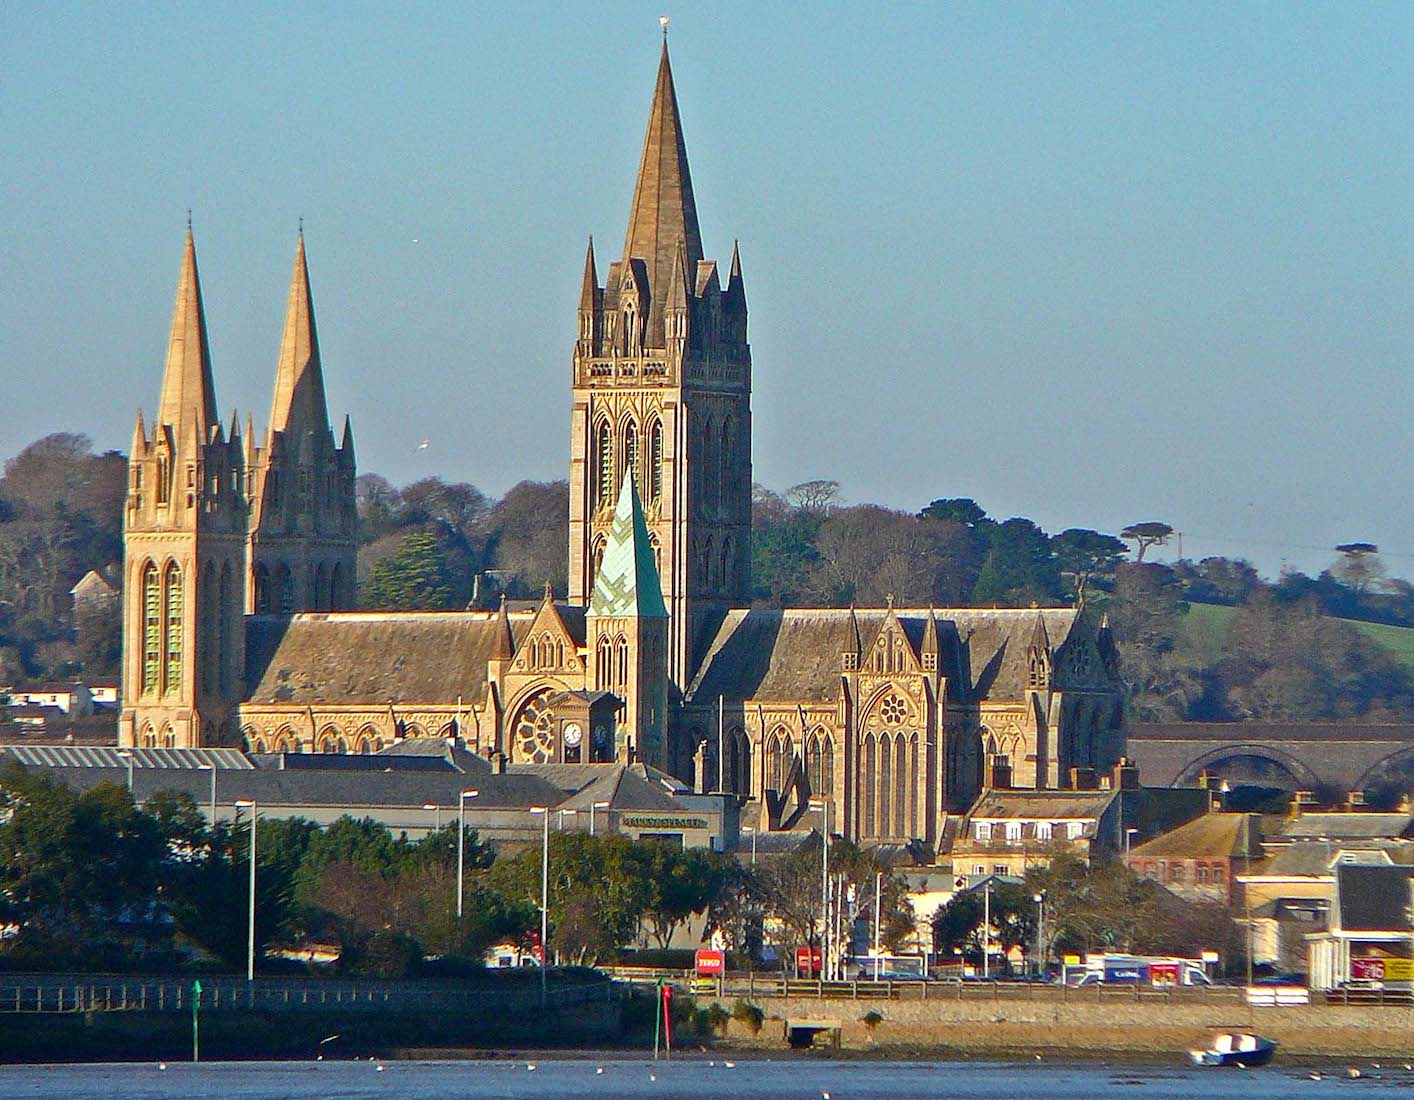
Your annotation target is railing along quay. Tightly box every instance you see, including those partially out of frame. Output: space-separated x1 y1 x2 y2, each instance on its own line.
616 973 1251 1005
0 974 615 1015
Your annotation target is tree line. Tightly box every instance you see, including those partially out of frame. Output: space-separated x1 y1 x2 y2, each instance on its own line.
0 764 919 977
1 433 1410 726
930 854 1242 972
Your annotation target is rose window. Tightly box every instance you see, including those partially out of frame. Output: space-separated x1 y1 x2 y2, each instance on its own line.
514 692 556 763
878 693 909 725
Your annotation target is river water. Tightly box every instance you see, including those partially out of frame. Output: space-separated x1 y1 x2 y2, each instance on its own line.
3 1057 1411 1098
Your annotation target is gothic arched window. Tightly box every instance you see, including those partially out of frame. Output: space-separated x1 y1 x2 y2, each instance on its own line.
862 734 877 838
276 562 294 613
596 634 612 691
218 562 232 695
595 420 614 510
717 418 731 517
701 416 717 517
614 633 630 693
623 419 639 488
253 564 271 614
141 561 160 695
163 561 183 694
648 419 664 505
201 561 217 690
591 535 608 586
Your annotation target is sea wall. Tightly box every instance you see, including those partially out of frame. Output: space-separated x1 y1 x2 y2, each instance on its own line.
709 994 1414 1058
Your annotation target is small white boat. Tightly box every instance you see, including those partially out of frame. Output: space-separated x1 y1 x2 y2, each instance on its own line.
1189 1032 1277 1067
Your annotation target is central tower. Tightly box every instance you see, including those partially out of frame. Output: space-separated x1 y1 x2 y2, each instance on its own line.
568 43 752 691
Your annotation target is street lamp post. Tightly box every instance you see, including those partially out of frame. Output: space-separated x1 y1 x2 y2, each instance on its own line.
558 808 578 830
456 790 479 919
589 800 610 836
1124 827 1138 860
530 807 551 1005
233 799 257 982
423 803 441 832
740 825 757 865
873 870 883 975
1033 891 1046 977
197 764 216 823
809 799 829 980
982 879 991 980
116 749 134 793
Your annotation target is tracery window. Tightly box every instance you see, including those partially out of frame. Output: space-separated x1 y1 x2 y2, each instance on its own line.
595 421 614 509
648 419 664 505
142 561 160 695
163 562 183 694
623 420 639 488
513 690 556 764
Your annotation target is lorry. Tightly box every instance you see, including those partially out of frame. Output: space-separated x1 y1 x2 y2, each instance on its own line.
1070 954 1213 988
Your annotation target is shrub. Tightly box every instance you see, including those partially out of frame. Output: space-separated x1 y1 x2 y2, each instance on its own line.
731 999 765 1035
861 1009 884 1032
701 1002 731 1036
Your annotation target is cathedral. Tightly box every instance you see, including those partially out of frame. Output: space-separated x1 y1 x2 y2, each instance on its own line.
120 44 1127 849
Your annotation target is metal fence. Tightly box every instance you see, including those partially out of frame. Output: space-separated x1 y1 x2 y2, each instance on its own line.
613 972 1411 1008
0 974 616 1015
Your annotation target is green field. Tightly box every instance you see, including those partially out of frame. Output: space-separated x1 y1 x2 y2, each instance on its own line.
1176 601 1414 675
1349 618 1414 675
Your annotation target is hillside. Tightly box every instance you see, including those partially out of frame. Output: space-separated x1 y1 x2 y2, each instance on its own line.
1179 602 1414 677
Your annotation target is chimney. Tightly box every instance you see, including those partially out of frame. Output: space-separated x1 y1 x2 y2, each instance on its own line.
1345 790 1366 810
1112 757 1140 791
1288 790 1317 818
491 750 508 775
986 755 1012 790
1069 766 1098 791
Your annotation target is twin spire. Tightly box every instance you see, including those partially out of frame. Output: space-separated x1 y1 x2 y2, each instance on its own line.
149 226 333 448
155 227 219 441
620 42 703 334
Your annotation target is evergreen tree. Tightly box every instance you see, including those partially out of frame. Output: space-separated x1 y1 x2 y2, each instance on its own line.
362 531 455 609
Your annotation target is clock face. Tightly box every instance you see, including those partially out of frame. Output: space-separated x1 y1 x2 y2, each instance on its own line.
562 722 583 748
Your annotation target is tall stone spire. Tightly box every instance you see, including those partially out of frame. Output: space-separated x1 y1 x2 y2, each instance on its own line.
268 232 330 439
589 473 668 619
156 227 219 439
622 42 703 329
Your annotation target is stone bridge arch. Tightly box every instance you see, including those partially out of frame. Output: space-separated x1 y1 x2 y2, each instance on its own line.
1174 744 1323 791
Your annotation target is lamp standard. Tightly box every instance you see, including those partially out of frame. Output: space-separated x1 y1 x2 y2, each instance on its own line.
558 808 578 830
116 749 134 792
740 825 757 865
982 878 991 980
456 790 479 919
530 807 551 1004
1124 827 1138 860
233 799 257 982
197 763 216 823
1033 891 1046 977
873 870 884 973
589 800 610 836
423 803 441 832
809 799 829 979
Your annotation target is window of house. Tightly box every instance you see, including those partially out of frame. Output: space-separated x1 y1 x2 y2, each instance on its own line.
1036 822 1053 841
975 823 992 841
1196 863 1209 883
994 865 1008 876
1005 822 1022 843
1212 863 1225 885
1066 822 1084 839
973 865 986 875
1168 863 1183 883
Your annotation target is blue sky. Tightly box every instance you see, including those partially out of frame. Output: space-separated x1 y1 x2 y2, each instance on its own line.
2 3 1409 578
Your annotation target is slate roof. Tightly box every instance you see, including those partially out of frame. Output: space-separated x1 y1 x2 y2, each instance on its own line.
685 607 1080 705
965 788 1118 822
588 474 667 619
1129 813 1260 860
244 610 537 707
1334 863 1414 932
1277 813 1414 841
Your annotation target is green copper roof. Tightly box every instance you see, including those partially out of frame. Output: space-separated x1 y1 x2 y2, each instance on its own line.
588 473 668 619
